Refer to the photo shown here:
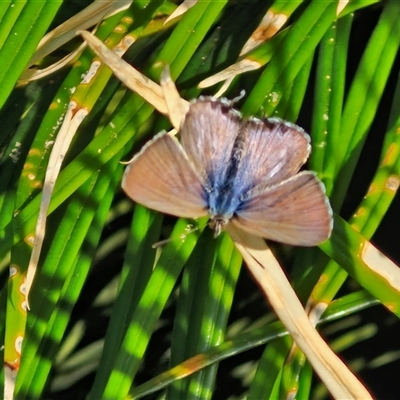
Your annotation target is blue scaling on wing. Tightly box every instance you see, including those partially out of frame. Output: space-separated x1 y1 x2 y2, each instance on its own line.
179 97 242 215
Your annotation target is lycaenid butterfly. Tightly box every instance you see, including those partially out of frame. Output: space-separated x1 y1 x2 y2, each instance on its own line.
122 97 332 246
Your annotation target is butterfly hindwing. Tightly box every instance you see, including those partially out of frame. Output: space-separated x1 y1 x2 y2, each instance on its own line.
180 98 242 190
233 117 312 191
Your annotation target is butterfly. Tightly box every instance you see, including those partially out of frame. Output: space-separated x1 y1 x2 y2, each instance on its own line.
122 97 333 246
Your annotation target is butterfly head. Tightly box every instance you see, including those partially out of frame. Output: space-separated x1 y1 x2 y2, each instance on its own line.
209 214 231 238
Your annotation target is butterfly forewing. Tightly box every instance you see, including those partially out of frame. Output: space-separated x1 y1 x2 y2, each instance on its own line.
233 172 333 246
180 98 242 189
122 132 208 218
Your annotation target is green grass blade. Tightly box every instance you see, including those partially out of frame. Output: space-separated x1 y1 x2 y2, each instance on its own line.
332 1 400 208
0 2 62 110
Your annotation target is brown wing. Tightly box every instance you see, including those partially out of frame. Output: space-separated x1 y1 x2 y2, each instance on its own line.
122 132 208 218
180 97 242 188
233 172 333 246
233 117 312 190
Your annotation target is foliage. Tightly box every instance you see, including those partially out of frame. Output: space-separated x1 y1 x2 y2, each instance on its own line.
0 1 399 399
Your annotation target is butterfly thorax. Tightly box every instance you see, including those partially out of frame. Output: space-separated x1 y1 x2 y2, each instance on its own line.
208 184 241 236
207 129 250 235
